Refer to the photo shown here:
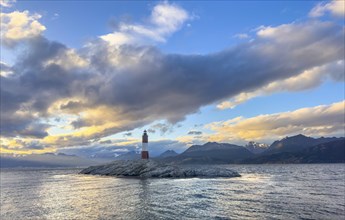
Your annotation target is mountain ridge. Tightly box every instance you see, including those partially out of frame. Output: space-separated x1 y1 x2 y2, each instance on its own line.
1 134 343 167
264 134 343 155
158 150 179 158
241 139 345 164
164 134 344 164
167 142 254 164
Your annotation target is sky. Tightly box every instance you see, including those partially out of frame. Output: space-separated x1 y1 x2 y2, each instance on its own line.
0 0 344 157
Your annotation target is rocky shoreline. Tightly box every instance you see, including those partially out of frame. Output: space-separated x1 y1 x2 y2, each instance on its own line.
79 160 240 178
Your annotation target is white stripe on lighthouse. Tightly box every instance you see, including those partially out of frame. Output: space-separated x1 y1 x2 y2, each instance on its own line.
142 143 148 151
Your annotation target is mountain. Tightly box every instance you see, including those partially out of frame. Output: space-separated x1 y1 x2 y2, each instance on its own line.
0 153 101 168
158 150 179 158
244 141 269 154
241 139 345 164
168 142 254 164
113 151 141 160
2 135 342 167
264 134 343 154
164 135 344 164
300 139 345 163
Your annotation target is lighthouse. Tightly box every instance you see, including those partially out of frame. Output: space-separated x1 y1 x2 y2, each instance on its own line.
141 130 149 159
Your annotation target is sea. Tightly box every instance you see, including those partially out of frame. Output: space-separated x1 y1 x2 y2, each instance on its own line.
1 164 344 219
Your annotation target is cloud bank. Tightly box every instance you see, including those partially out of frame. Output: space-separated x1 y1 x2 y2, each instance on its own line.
1 2 344 152
208 101 345 143
217 60 344 109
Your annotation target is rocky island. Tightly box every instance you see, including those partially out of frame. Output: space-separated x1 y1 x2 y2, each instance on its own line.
79 160 240 178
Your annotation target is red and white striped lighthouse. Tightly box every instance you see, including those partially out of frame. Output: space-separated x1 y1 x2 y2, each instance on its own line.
141 130 149 159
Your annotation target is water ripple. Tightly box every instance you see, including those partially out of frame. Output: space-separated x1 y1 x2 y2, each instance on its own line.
1 164 345 219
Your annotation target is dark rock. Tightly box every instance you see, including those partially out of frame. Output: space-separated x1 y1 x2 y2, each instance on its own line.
79 160 241 178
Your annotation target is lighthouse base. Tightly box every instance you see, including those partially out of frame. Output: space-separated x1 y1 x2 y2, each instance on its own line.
141 151 149 159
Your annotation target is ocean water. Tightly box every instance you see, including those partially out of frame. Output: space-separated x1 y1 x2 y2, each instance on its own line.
1 164 344 219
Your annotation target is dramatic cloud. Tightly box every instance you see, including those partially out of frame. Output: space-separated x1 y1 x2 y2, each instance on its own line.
208 101 345 143
2 19 344 148
217 60 344 109
1 2 344 153
84 20 343 132
309 0 345 18
1 10 46 46
0 37 90 140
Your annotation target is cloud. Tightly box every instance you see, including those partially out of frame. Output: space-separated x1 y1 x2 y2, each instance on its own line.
52 13 59 20
187 130 202 135
1 3 344 152
208 101 345 143
57 144 133 158
151 122 174 135
217 92 257 110
25 141 46 150
1 37 91 140
176 134 207 146
100 1 190 46
234 33 249 39
82 20 342 132
0 61 13 77
147 128 156 133
309 0 345 18
123 132 132 137
2 20 344 147
1 10 46 46
217 60 344 109
43 49 89 70
0 0 15 8
1 139 48 152
99 140 112 144
0 103 50 138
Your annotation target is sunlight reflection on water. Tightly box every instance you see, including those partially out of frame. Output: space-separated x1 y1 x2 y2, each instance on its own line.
1 164 344 219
